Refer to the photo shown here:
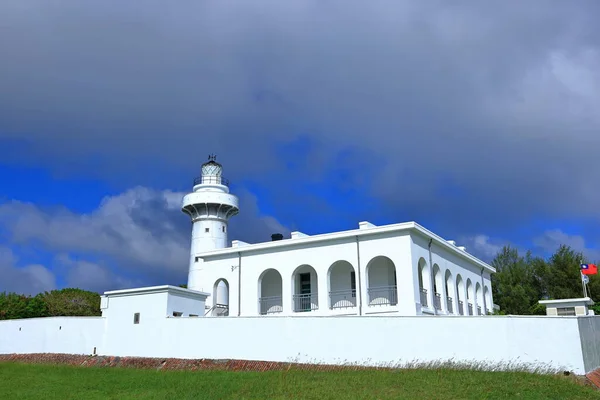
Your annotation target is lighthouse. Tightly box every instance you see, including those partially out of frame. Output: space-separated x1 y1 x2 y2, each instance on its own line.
182 155 239 291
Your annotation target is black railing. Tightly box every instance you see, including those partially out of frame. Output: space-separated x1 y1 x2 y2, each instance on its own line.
259 296 283 315
194 176 230 186
434 293 442 311
293 293 318 312
420 288 428 307
329 289 357 309
447 296 453 314
367 285 398 306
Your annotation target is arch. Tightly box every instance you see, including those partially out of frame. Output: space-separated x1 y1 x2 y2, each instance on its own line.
433 264 443 311
418 257 430 308
366 256 397 306
444 270 454 314
466 279 473 315
328 260 357 309
484 285 492 314
476 282 483 315
292 264 319 312
212 278 229 316
456 274 465 315
258 269 283 315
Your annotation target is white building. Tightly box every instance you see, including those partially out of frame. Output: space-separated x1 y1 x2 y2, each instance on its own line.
5 156 600 376
182 157 495 318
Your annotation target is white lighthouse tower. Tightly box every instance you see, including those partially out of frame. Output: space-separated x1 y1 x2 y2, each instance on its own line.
182 155 239 292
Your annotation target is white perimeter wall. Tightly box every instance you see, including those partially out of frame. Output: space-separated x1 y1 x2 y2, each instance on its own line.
100 316 590 374
0 317 103 355
3 315 599 375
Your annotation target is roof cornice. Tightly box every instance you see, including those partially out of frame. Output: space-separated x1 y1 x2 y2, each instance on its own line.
196 221 496 274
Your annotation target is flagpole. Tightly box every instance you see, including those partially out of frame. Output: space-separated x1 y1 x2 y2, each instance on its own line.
581 270 588 298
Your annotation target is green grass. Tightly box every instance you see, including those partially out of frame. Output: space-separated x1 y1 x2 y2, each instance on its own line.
0 362 598 399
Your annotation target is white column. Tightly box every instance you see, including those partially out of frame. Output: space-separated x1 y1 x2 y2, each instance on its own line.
317 265 329 313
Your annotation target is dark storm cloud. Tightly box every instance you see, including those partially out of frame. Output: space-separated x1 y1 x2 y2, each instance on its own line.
1 1 600 231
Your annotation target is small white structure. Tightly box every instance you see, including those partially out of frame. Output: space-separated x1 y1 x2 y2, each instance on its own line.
538 297 595 316
100 285 210 321
184 157 495 318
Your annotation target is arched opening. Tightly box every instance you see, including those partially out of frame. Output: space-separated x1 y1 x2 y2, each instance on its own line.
366 256 397 306
456 275 465 315
212 279 229 316
444 270 454 314
466 279 473 315
328 260 357 309
484 286 492 314
418 258 430 308
292 265 319 312
476 283 484 315
433 264 443 311
258 269 283 315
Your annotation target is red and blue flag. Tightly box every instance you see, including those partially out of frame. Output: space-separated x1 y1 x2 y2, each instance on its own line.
581 263 598 275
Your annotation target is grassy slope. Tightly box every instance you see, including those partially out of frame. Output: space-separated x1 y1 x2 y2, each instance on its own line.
0 362 598 400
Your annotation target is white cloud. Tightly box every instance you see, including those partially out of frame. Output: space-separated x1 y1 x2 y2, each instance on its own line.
57 254 138 293
533 229 600 262
458 234 506 262
0 247 56 295
0 187 189 278
0 185 290 291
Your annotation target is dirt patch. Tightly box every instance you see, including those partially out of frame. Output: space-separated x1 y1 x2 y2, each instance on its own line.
0 353 379 372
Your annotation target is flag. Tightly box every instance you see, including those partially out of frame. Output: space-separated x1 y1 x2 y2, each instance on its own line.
581 263 598 275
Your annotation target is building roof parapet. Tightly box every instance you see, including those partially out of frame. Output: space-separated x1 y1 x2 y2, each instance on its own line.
194 221 496 273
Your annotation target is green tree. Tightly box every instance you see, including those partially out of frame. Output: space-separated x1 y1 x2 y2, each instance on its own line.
543 245 586 300
491 246 542 315
0 292 39 319
39 288 101 317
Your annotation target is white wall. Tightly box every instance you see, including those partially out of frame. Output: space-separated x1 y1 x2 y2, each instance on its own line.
0 317 104 355
3 315 600 375
578 317 600 373
98 315 591 374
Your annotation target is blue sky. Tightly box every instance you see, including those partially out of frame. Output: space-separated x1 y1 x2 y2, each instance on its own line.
1 1 600 295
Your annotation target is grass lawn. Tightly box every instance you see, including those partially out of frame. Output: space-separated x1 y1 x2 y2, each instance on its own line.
0 362 598 399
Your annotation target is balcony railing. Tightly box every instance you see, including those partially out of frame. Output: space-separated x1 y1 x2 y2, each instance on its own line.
329 289 356 309
420 288 428 307
193 175 230 186
468 303 474 315
446 296 453 314
293 293 318 312
477 306 482 315
259 296 283 315
367 285 398 306
458 300 464 315
433 292 442 311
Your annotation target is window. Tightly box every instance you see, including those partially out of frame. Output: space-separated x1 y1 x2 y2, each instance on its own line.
350 271 356 297
205 228 210 233
189 314 198 317
222 226 226 232
300 273 311 295
172 311 183 317
133 313 140 324
557 307 576 316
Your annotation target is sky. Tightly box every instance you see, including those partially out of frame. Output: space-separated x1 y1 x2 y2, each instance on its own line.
1 1 600 295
